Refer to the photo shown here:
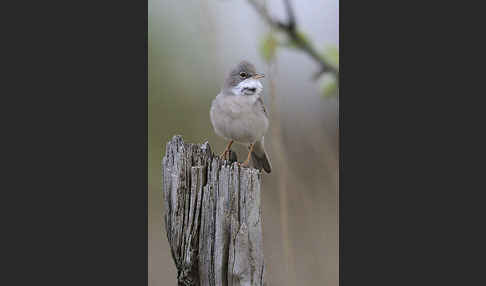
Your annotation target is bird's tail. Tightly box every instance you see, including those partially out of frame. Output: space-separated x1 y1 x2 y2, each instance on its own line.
251 138 271 173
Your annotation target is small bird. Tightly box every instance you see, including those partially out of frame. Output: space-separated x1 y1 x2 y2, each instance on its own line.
210 60 272 173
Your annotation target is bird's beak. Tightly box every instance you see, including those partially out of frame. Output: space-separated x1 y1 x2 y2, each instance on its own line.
253 73 265 79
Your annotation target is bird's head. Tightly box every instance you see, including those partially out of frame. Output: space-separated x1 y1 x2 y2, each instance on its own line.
223 60 264 96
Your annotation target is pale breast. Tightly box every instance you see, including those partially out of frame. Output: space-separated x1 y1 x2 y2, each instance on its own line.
210 93 268 144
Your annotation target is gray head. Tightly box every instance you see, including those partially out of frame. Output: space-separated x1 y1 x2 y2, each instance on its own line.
222 60 264 96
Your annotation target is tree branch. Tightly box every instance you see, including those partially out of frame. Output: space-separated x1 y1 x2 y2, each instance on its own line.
247 0 288 30
282 0 296 31
248 0 338 78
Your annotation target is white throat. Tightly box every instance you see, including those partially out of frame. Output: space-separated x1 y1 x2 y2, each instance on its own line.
232 78 263 97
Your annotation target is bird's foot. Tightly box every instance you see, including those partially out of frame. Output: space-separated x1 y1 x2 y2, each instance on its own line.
237 143 254 168
238 160 250 168
219 140 234 161
219 149 229 160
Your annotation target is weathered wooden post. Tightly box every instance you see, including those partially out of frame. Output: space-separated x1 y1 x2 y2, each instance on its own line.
162 135 266 286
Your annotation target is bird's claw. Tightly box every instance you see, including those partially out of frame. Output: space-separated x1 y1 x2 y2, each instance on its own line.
219 150 228 160
238 160 250 168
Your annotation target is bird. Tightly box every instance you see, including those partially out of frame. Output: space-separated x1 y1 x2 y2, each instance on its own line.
210 60 272 173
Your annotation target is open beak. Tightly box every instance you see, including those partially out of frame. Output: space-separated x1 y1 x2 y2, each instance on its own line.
253 73 265 79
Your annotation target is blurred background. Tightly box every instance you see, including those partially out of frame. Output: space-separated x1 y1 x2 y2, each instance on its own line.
149 0 338 285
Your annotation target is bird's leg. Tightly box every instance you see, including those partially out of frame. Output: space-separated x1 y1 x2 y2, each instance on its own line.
219 140 234 160
239 143 255 167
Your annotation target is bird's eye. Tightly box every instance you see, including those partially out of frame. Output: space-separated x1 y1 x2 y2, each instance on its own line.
239 72 247 78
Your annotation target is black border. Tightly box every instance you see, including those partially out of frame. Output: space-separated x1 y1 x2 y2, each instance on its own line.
339 1 477 284
4 1 148 284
